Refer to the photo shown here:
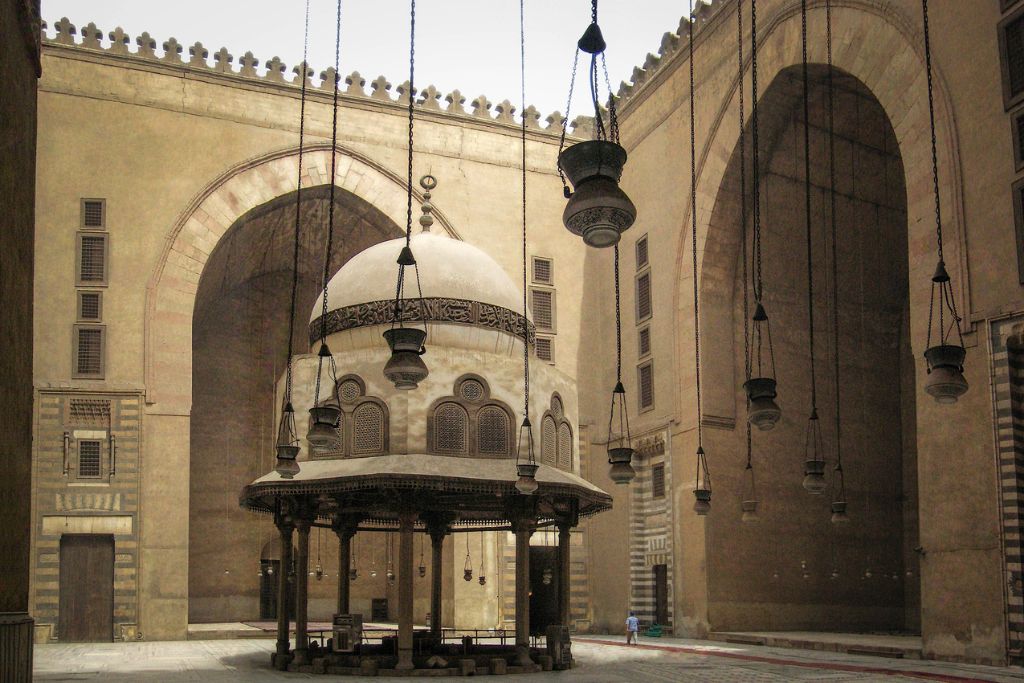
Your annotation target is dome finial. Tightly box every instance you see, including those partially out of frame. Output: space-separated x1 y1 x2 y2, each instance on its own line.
419 174 437 232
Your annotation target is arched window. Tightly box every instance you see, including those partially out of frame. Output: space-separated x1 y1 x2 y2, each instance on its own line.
434 402 469 455
352 402 385 455
478 405 511 456
541 416 557 466
557 422 573 470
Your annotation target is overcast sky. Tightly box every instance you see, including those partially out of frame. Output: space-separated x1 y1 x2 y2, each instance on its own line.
42 1 692 119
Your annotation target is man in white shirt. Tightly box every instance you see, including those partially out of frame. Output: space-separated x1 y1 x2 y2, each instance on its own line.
626 611 640 645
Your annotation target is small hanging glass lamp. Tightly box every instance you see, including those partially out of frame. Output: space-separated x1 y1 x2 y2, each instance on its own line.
306 344 342 451
477 533 486 585
745 304 781 430
830 462 849 523
607 382 635 485
802 409 827 495
741 463 759 523
515 418 539 495
275 400 301 479
692 447 712 516
463 548 473 582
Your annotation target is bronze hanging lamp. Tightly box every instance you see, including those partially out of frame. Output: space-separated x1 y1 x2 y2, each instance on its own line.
920 0 967 404
515 0 539 496
463 542 473 582
306 0 346 450
737 0 758 524
798 0 827 495
384 0 429 390
743 0 781 432
607 246 635 485
555 0 636 248
686 7 711 517
418 535 426 578
824 0 849 522
478 533 487 586
275 0 312 478
350 535 359 581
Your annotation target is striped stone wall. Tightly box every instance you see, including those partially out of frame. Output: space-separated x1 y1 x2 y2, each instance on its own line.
30 391 142 642
628 431 673 629
990 317 1024 659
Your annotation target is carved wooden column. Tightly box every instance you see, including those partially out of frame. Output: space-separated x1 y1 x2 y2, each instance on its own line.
558 522 571 627
292 514 312 666
396 511 417 670
428 523 446 640
512 515 535 664
274 515 295 670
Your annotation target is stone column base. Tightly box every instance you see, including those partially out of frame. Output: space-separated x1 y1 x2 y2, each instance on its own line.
0 612 34 683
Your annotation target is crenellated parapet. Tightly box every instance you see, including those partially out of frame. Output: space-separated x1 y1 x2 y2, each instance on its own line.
614 0 726 112
41 17 590 139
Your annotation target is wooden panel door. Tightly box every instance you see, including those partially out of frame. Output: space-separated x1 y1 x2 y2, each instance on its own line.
653 564 669 626
59 534 114 642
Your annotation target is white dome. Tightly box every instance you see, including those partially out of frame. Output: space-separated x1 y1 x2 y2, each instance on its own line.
310 231 526 323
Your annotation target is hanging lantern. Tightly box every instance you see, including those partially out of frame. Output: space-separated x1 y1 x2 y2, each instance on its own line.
306 344 342 451
541 566 554 586
923 327 968 404
315 562 324 581
741 462 758 523
478 575 487 586
515 417 539 495
383 326 429 391
463 549 473 582
830 501 849 524
607 381 635 484
745 314 780 432
802 409 827 495
275 401 301 479
692 447 712 516
830 568 839 580
349 567 358 582
386 568 396 585
555 1 636 248
830 461 849 523
418 563 426 579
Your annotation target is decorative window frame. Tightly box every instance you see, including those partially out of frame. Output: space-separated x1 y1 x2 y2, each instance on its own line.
638 360 655 413
540 393 574 472
999 4 1024 111
72 323 106 379
311 374 390 458
426 374 515 458
76 231 109 287
531 255 554 285
80 198 106 229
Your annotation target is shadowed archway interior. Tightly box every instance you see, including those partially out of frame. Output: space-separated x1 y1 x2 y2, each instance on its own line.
188 185 403 623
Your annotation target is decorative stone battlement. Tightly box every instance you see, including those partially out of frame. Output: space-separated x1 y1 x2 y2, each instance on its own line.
41 17 594 138
614 0 726 112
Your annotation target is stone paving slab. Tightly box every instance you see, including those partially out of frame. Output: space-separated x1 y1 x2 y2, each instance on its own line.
34 637 1024 682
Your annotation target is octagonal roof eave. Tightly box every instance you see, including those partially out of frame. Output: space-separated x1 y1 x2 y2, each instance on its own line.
238 454 613 525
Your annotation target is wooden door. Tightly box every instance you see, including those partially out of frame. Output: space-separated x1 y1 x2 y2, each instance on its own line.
653 564 669 626
529 547 559 635
59 534 114 642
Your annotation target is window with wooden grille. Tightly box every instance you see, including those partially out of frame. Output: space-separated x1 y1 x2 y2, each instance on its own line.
477 405 511 456
530 288 556 332
638 326 651 357
540 416 557 466
652 463 666 498
1001 7 1024 109
535 336 554 363
636 272 652 322
78 291 102 321
638 361 654 411
352 402 385 455
532 256 553 285
78 440 102 478
77 233 108 285
1014 178 1024 284
434 402 469 454
636 235 649 270
73 325 105 378
81 199 106 229
557 423 573 470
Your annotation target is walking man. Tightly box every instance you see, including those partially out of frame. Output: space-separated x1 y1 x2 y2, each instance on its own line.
625 611 640 645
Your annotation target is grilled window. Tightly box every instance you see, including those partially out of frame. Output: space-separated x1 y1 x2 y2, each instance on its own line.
1014 178 1024 285
532 256 553 285
636 272 652 321
69 399 110 426
638 361 654 411
352 402 385 454
81 199 105 229
73 325 105 378
78 291 102 321
530 289 555 332
541 416 557 466
78 440 102 478
636 235 649 269
1002 8 1024 108
434 402 469 454
77 233 108 284
652 463 666 498
536 337 554 363
638 326 651 357
478 405 511 456
557 423 573 470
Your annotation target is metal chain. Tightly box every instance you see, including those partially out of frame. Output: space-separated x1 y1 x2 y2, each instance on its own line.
601 54 620 145
406 0 416 250
826 0 842 473
689 8 702 450
750 0 763 304
801 0 817 411
922 0 943 264
284 0 311 406
739 0 752 470
614 244 622 383
521 0 530 417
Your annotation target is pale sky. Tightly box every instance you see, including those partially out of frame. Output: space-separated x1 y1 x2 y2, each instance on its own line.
41 1 692 119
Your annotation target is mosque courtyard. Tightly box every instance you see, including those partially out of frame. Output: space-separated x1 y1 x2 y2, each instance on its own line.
33 636 1024 682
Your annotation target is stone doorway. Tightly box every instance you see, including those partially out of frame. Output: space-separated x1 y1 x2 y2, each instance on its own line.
58 534 114 642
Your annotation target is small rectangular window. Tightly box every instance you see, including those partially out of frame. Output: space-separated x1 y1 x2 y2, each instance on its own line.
78 440 102 478
530 288 556 332
77 233 108 285
638 361 654 411
536 336 554 363
532 256 553 285
1013 107 1024 172
636 235 649 270
78 291 103 321
1013 178 1024 284
636 272 652 322
81 199 106 229
652 463 666 498
73 325 105 378
1000 7 1024 109
638 326 651 357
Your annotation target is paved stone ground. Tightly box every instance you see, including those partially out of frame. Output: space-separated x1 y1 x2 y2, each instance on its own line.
34 636 1024 682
